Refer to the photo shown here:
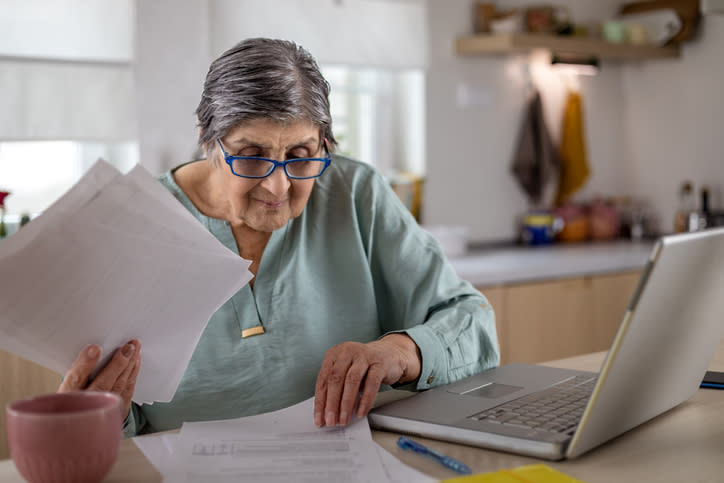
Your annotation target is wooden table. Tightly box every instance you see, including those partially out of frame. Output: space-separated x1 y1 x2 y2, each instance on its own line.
2 341 723 482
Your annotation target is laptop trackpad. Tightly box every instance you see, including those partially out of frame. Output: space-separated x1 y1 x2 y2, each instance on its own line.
456 383 524 399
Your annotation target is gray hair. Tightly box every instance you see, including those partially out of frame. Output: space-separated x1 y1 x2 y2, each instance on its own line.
196 38 336 160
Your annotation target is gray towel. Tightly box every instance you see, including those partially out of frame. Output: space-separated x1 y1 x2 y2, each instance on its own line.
510 90 560 205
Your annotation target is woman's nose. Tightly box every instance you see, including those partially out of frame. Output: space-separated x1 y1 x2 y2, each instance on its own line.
259 166 291 195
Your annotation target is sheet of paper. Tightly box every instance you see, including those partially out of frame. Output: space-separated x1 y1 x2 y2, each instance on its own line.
134 398 437 482
0 160 120 260
160 398 389 483
134 434 437 483
0 160 253 403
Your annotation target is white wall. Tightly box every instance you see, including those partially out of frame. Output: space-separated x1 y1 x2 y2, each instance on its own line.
424 0 724 242
620 15 724 233
424 0 629 242
134 0 210 174
209 0 427 68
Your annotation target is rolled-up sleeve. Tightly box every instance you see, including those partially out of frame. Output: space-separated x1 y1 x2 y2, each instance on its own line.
122 402 148 438
359 169 500 389
405 296 499 389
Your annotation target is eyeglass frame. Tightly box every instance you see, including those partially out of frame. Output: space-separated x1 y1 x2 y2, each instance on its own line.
216 139 332 180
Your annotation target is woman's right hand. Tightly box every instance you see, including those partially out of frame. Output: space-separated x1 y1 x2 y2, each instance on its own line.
58 339 142 422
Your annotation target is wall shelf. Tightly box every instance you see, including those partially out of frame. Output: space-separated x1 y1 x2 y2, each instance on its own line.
455 33 680 61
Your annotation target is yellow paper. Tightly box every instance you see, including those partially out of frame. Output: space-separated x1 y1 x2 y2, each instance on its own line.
442 473 522 483
508 464 584 482
442 464 585 483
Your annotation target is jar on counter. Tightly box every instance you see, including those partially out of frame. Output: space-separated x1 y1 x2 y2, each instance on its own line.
589 199 620 240
553 204 588 243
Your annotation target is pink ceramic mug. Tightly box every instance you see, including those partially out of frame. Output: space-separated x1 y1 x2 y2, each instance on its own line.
6 391 123 483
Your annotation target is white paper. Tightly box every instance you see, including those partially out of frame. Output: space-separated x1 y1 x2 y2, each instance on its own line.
148 398 397 483
0 160 120 260
0 160 253 403
134 434 437 483
133 399 437 482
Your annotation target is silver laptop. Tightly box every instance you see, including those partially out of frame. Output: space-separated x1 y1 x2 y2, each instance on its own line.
369 227 724 460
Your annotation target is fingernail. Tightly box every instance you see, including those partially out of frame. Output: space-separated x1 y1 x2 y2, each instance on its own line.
339 411 348 425
122 344 135 357
325 411 335 427
86 345 100 358
314 413 322 427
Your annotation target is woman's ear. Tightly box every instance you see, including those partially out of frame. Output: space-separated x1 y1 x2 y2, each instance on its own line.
323 138 334 154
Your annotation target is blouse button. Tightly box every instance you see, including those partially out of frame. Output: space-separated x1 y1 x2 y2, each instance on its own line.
426 375 435 384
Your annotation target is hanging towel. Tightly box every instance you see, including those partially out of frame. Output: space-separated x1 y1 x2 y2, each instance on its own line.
510 89 560 205
555 90 590 205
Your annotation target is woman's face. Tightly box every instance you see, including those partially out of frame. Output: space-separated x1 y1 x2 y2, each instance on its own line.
211 118 322 233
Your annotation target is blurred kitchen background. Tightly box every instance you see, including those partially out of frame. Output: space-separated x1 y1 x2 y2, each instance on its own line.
1 0 723 246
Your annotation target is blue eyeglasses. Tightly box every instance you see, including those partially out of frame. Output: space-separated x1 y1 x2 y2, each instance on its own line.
216 139 332 180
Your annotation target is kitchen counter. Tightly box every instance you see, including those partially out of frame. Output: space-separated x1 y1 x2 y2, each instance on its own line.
448 240 654 286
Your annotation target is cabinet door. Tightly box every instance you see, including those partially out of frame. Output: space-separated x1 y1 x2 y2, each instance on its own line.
588 270 642 351
479 270 643 366
502 277 591 364
0 350 61 459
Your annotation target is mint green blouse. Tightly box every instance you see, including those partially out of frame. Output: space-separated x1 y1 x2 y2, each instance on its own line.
123 155 499 436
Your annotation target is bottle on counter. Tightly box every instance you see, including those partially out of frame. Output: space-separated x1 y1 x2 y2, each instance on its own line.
674 181 695 233
686 185 712 232
701 186 711 227
699 186 711 230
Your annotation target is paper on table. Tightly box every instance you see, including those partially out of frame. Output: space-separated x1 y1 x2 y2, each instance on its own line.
0 160 253 404
163 398 391 483
135 433 436 483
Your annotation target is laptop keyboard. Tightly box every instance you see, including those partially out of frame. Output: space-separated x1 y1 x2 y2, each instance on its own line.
469 374 598 436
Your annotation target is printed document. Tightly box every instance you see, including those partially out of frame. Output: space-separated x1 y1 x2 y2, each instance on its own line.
134 397 435 483
0 160 252 403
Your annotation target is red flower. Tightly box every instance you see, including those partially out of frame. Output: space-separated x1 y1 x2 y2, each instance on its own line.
0 191 8 208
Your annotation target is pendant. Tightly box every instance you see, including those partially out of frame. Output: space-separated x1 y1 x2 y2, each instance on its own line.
241 325 265 338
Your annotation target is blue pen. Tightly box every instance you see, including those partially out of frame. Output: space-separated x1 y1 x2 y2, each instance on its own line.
397 436 472 475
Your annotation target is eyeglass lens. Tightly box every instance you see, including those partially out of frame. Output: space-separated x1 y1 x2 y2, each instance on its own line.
232 158 327 178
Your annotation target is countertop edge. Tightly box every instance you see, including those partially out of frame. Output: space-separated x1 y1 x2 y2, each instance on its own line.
448 241 653 287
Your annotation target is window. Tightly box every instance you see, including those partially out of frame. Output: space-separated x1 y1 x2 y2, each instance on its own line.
0 0 137 231
0 141 139 220
321 66 426 178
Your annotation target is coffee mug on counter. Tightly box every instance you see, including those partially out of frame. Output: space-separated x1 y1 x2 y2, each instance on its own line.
6 391 123 483
521 212 563 246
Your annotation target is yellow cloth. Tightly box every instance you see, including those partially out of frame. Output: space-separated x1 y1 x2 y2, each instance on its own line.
554 91 589 205
442 463 585 483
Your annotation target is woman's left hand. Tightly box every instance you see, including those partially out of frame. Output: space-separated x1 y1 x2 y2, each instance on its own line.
314 333 421 427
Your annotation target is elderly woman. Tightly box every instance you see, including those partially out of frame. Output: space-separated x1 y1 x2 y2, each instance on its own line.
59 38 499 436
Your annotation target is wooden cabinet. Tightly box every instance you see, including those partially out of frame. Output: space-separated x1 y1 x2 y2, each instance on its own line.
478 270 642 365
0 350 61 459
588 271 642 350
